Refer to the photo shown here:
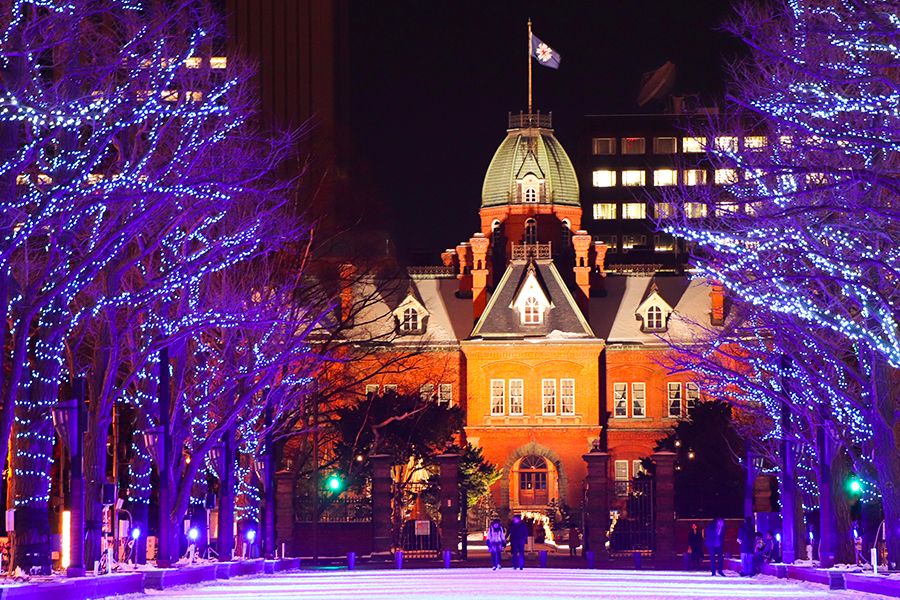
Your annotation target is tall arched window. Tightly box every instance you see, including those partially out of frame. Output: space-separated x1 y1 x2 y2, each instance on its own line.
400 307 419 332
646 305 664 330
561 220 572 247
524 219 537 244
523 296 542 324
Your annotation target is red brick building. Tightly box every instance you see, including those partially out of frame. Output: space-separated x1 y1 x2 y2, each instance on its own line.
342 111 720 518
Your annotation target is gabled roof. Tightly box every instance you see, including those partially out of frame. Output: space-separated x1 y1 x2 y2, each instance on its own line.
470 259 595 340
634 283 674 317
588 274 715 344
509 262 553 312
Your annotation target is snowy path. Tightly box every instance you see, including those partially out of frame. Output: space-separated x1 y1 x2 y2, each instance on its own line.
141 568 884 599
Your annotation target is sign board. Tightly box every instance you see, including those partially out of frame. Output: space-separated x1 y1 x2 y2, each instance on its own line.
414 520 431 536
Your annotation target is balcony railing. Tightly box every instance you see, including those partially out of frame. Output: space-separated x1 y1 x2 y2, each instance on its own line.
512 242 552 260
508 111 552 129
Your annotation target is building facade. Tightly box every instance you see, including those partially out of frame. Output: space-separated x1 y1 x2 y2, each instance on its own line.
345 110 723 518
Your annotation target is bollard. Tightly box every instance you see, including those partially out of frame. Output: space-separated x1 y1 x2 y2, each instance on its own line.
347 552 356 571
442 550 452 569
585 550 595 569
633 551 642 569
395 550 404 569
539 550 548 568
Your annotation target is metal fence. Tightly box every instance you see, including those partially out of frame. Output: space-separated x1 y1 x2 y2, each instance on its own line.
296 496 372 523
609 478 655 556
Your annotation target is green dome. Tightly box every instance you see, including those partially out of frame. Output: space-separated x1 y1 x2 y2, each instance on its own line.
481 116 580 208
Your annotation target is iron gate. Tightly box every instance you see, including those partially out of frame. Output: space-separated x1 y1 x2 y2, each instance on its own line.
609 477 655 556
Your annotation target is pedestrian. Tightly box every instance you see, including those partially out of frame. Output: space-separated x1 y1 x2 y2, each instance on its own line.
763 530 779 563
687 522 704 570
508 514 529 570
568 523 580 557
752 532 766 575
704 518 726 576
737 517 755 576
486 518 506 570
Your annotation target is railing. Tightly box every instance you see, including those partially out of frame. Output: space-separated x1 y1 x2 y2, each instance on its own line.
512 242 552 260
508 111 553 129
408 265 457 278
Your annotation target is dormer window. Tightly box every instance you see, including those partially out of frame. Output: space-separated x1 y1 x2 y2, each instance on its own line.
635 283 674 332
518 173 544 203
400 307 419 332
523 296 542 324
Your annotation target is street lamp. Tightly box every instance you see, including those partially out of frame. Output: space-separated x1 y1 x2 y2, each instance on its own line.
209 442 224 478
142 427 163 467
52 380 86 577
254 453 269 491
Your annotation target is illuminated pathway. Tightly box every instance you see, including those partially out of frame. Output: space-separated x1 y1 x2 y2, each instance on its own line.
142 568 883 599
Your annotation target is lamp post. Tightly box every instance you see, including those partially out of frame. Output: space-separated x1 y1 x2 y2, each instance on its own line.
147 345 173 567
216 432 234 561
52 378 86 577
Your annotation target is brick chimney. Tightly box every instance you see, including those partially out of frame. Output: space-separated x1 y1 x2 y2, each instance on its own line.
572 230 592 317
455 242 472 297
592 240 609 296
440 248 457 269
470 233 490 321
710 280 725 325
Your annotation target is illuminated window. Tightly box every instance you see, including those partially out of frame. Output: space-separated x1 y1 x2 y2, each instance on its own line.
621 170 646 187
715 136 738 152
655 234 675 251
667 382 682 417
632 383 646 417
653 169 678 186
542 379 557 415
592 203 616 220
613 383 628 417
438 383 453 406
685 203 708 218
714 169 738 184
716 202 739 216
633 460 646 477
622 234 646 250
622 203 646 219
509 380 524 415
490 379 505 415
210 56 227 69
523 296 542 324
655 203 674 219
653 136 677 154
419 383 434 401
683 169 707 185
592 137 616 155
592 170 616 187
184 57 202 68
805 172 829 185
524 187 537 202
560 379 575 415
682 137 706 153
744 136 767 150
686 382 700 409
779 135 793 147
383 384 398 393
365 384 379 396
621 137 646 154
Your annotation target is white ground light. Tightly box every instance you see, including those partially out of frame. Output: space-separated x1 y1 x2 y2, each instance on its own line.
139 568 886 599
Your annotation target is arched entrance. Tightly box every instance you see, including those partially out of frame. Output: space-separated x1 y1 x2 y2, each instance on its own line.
511 455 558 509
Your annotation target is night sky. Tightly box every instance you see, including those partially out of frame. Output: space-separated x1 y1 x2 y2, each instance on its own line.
347 1 745 262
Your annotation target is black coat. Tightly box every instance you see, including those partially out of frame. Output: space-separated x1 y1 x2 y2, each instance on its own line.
738 522 756 553
688 528 704 551
509 520 530 547
704 521 725 549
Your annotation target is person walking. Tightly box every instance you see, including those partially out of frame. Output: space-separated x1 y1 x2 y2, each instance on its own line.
568 523 580 557
486 519 506 570
737 517 755 576
687 522 704 570
508 514 529 570
705 518 726 576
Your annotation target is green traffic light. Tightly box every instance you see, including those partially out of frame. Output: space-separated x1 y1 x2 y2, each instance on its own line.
325 473 344 492
849 479 861 494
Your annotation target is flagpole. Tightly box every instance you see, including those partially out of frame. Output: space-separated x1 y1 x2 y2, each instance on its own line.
527 18 533 115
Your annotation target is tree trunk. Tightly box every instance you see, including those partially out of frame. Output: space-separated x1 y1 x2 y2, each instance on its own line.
82 417 108 569
871 355 900 568
828 446 854 564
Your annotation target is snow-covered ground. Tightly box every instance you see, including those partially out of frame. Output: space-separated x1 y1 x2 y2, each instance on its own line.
133 568 889 599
